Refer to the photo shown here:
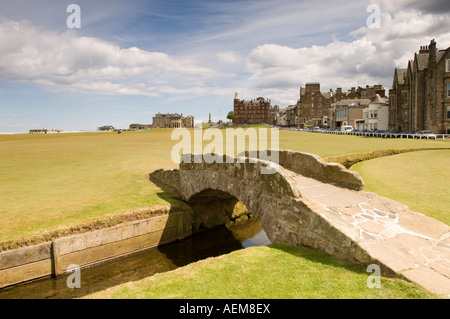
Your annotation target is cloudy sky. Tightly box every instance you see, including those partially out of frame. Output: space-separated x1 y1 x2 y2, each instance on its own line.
1 0 449 132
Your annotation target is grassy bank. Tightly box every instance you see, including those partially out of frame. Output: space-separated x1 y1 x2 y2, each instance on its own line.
352 149 450 225
84 244 437 299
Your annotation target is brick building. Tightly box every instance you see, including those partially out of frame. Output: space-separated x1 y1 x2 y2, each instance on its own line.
233 93 271 125
389 39 450 134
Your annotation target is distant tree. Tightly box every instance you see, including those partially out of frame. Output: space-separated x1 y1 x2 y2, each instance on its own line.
227 111 234 121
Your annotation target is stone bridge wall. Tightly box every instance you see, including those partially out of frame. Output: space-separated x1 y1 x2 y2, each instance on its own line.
239 150 364 190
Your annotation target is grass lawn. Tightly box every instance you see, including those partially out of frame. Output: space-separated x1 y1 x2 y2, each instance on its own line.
352 149 450 226
0 129 448 245
84 244 437 299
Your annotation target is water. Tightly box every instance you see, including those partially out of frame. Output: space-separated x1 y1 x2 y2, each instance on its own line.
0 217 270 299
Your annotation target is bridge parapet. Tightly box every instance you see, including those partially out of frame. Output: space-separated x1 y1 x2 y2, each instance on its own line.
239 150 364 191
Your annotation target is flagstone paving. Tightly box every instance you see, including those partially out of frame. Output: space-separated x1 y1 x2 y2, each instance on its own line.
292 173 450 297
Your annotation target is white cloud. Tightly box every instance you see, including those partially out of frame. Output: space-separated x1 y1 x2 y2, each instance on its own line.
1 1 450 110
242 5 450 106
0 19 222 97
216 51 242 65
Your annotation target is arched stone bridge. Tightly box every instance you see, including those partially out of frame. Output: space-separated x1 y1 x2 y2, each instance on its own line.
150 150 450 296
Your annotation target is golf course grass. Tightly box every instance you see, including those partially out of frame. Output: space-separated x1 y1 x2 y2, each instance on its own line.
352 149 450 225
0 129 448 246
84 243 438 299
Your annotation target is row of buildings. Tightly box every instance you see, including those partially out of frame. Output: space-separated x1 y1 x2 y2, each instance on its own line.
232 39 450 134
234 83 389 131
389 39 450 134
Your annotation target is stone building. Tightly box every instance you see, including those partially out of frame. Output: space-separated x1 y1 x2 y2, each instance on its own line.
297 83 334 127
97 125 115 131
129 124 152 130
233 93 271 125
389 39 450 134
152 113 194 129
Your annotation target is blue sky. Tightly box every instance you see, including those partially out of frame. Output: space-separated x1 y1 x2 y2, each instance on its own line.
1 0 449 132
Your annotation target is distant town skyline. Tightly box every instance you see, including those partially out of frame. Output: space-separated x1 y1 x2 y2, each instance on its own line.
1 0 450 132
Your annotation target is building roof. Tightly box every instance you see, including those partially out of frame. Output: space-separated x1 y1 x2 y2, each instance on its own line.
416 53 429 71
396 68 407 85
369 94 387 105
436 50 447 63
334 98 371 107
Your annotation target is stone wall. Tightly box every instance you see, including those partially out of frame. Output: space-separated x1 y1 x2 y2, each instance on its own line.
0 211 192 289
239 150 364 190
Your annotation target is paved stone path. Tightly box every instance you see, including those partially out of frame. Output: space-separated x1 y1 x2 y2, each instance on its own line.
291 172 450 297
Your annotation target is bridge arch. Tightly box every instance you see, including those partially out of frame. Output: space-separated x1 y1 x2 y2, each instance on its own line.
175 153 301 239
150 152 357 261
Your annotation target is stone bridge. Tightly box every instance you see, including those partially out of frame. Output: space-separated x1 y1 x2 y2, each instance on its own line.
150 150 450 296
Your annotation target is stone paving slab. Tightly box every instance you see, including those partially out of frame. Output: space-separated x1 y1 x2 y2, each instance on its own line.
291 173 450 297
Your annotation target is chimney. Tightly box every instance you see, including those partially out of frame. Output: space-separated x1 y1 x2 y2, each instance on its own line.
429 39 437 60
419 45 429 54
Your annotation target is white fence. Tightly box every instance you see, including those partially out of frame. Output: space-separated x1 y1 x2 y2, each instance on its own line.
312 129 449 140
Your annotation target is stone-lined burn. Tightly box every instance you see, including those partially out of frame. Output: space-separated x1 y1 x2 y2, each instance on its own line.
0 205 190 253
0 210 193 289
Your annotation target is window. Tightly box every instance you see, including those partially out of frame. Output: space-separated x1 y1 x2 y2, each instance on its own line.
447 83 450 97
404 111 408 122
446 60 450 73
447 106 450 119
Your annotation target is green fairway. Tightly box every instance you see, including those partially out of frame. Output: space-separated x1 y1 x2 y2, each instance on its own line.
0 131 180 244
84 244 437 299
0 129 448 245
352 149 450 226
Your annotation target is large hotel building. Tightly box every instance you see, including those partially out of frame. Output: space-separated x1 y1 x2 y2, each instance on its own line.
233 93 271 125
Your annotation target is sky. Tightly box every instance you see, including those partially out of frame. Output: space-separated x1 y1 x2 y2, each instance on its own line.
0 0 449 132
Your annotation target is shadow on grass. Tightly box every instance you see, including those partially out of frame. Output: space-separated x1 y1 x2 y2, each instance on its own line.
268 243 369 276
